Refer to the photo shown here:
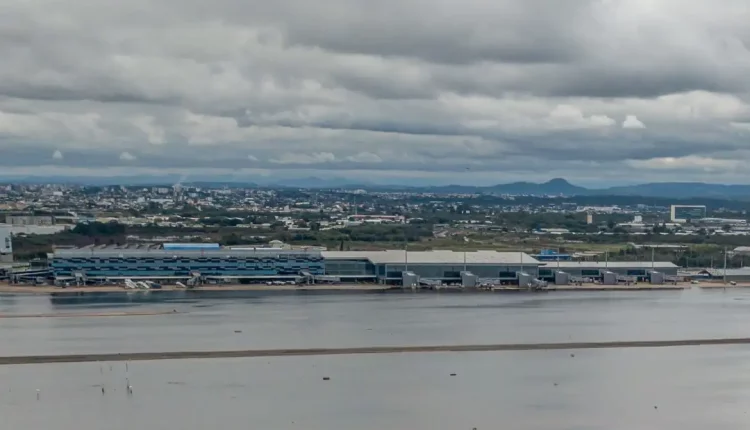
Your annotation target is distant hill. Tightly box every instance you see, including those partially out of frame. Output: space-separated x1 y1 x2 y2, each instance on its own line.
413 178 585 195
401 179 750 199
490 178 589 195
336 179 750 199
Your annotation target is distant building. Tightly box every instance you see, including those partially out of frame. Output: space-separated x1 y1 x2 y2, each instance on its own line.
347 214 405 224
701 217 746 226
5 215 54 226
534 228 570 235
670 205 706 223
8 225 69 235
586 213 593 224
533 249 572 262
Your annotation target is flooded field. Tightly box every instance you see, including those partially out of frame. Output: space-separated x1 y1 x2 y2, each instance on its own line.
2 289 750 429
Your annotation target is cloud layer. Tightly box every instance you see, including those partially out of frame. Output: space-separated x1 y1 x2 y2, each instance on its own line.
2 0 750 185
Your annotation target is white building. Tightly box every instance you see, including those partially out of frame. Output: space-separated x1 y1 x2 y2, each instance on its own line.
670 205 707 223
0 224 12 262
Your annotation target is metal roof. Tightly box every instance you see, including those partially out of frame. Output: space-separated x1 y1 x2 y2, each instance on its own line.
321 250 540 265
700 268 750 277
163 243 220 250
53 248 321 257
544 261 679 269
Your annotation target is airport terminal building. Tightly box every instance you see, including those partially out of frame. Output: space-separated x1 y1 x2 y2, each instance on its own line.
50 243 326 284
321 250 542 285
49 244 541 286
48 243 679 286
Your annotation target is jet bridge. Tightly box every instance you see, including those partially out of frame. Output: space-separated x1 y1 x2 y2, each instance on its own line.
554 271 571 285
402 271 419 288
648 271 665 284
419 278 442 287
460 271 478 288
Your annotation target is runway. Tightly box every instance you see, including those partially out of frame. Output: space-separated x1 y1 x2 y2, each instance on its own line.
0 310 180 319
3 337 750 365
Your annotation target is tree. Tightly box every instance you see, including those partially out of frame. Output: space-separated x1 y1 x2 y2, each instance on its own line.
71 221 125 237
722 224 732 232
221 233 242 246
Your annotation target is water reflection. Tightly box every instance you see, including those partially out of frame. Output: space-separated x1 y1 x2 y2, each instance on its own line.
42 289 388 307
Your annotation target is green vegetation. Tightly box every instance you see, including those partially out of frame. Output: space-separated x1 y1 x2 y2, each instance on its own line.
71 221 126 236
9 216 750 270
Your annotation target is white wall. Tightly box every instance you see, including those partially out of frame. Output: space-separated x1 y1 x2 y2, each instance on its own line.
0 224 11 253
9 225 68 235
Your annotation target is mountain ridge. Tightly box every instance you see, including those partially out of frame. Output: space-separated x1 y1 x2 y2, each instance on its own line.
417 179 750 199
3 175 750 199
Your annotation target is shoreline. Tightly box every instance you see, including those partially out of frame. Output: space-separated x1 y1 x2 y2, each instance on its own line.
3 337 750 365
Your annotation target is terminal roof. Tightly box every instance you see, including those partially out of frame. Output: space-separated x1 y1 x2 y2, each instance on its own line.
543 261 679 269
321 250 540 265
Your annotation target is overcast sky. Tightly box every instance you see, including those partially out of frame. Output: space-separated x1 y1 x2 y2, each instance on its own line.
3 0 750 186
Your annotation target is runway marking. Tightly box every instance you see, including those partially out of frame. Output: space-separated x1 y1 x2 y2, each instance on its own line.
0 311 180 319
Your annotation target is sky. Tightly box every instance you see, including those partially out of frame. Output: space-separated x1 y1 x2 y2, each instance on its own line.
3 0 750 186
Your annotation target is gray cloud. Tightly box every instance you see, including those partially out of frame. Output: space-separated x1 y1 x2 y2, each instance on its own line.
1 0 750 185
119 151 137 161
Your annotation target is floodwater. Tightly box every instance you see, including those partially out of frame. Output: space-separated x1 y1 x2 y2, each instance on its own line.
3 289 750 429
